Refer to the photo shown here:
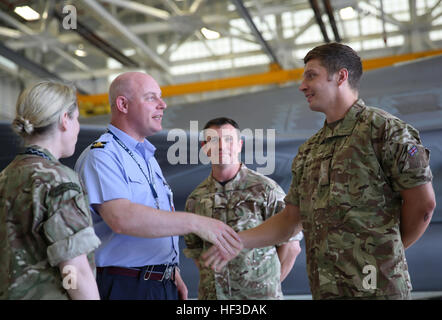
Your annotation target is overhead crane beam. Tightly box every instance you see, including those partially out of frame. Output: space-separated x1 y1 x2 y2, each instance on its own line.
77 49 442 116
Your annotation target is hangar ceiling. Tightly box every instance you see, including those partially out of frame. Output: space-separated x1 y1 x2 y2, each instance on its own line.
0 0 441 106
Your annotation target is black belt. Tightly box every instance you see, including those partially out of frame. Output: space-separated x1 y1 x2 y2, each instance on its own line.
97 264 176 281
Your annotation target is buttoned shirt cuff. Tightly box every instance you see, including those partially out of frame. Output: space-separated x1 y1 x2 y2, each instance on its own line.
183 248 203 259
47 227 101 267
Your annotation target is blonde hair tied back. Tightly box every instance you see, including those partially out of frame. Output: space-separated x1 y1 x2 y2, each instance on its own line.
12 115 34 136
12 80 77 138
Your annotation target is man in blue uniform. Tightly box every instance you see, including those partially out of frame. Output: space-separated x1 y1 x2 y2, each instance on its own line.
75 72 241 300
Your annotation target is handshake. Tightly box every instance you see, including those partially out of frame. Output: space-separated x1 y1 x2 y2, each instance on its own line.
193 215 244 271
201 244 239 272
193 205 301 271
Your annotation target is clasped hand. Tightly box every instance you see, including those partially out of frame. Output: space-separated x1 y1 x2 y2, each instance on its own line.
193 216 243 270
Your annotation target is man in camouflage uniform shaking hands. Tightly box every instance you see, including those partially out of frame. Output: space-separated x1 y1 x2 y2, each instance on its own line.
203 43 436 300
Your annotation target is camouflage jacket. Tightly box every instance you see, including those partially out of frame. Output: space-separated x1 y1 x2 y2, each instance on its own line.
184 164 302 300
0 145 101 300
285 99 432 299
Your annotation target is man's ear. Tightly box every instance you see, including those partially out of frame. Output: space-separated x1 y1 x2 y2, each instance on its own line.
201 140 208 152
201 140 211 158
115 95 129 114
337 68 349 86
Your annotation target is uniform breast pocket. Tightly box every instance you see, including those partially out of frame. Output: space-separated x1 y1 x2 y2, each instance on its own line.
195 198 214 218
300 157 330 211
330 152 386 209
232 199 262 230
301 159 321 194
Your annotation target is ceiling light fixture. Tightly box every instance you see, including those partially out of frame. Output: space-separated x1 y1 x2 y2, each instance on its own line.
14 6 40 21
340 7 356 20
123 48 136 56
75 49 87 57
201 27 220 40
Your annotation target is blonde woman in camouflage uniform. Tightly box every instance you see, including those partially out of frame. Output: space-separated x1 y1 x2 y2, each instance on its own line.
0 81 101 299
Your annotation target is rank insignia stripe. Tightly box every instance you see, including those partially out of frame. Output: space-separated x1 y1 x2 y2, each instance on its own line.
91 141 108 149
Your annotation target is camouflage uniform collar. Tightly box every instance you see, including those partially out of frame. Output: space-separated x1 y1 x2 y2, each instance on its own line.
319 99 366 144
209 163 248 192
22 144 58 162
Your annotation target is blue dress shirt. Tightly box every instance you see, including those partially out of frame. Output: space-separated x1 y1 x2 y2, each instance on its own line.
75 124 179 267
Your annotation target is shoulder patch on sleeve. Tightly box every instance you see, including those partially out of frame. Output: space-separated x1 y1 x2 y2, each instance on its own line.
408 145 418 156
49 182 81 197
406 145 430 169
91 141 108 149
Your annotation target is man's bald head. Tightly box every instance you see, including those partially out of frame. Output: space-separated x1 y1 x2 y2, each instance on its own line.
108 71 165 140
109 72 155 110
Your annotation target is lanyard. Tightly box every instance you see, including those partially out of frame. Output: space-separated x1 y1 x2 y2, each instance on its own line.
108 130 178 263
107 130 160 209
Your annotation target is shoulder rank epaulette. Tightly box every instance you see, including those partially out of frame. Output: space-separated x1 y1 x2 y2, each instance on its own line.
91 141 108 149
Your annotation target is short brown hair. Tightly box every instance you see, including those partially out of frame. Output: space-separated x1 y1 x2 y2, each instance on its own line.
203 117 240 131
304 42 363 90
202 117 241 142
